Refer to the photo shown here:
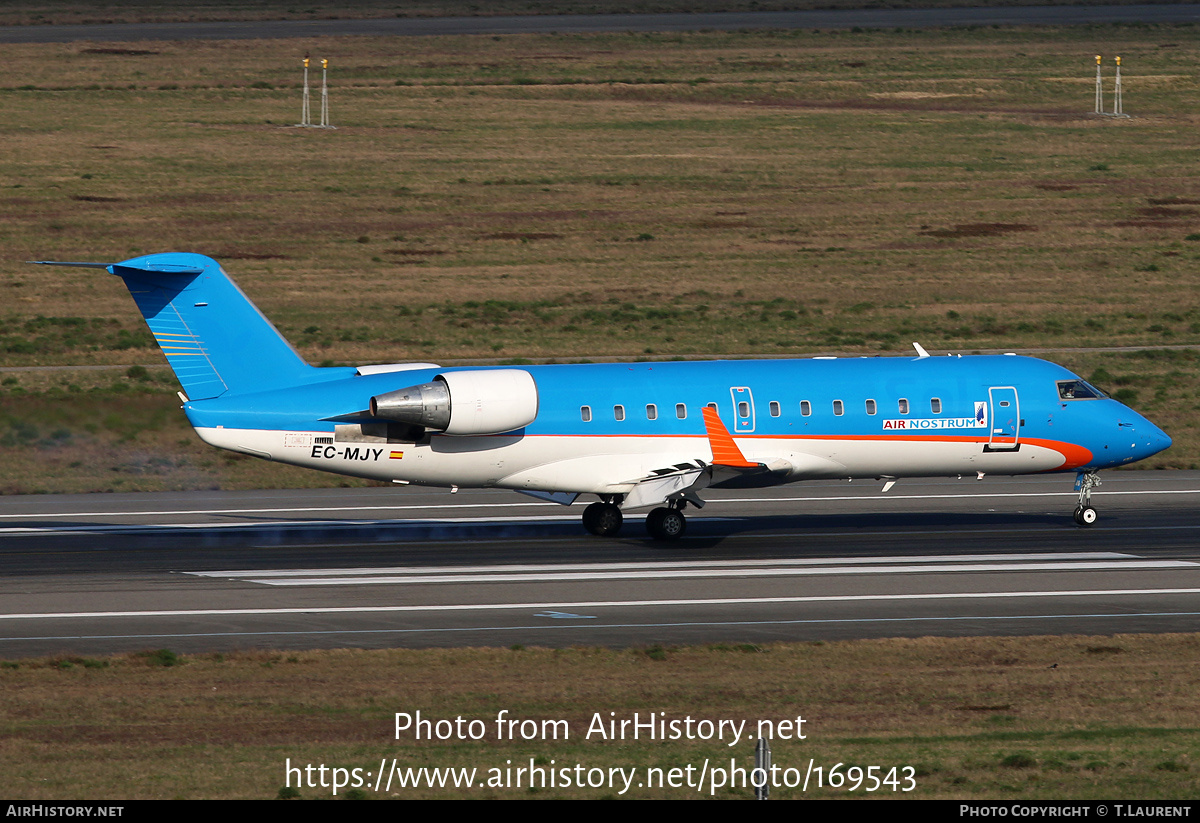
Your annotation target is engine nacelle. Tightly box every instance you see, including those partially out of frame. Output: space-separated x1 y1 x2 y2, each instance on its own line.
369 369 538 435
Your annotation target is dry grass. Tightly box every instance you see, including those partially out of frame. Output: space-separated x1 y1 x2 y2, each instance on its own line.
1 635 1198 799
2 24 1200 489
0 0 1147 27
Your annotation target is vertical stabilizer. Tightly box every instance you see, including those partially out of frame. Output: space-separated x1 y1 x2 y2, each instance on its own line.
37 253 316 400
111 253 315 399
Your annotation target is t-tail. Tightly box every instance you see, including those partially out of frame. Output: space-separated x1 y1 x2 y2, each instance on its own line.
32 253 317 400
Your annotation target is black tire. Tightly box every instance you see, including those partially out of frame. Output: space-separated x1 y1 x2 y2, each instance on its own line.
646 507 687 542
1078 505 1098 526
583 502 623 536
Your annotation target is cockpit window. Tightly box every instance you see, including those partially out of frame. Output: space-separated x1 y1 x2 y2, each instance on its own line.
1057 379 1106 400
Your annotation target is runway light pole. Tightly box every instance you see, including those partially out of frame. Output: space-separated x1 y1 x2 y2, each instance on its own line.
1113 55 1124 116
320 58 332 128
1092 54 1130 118
298 55 311 127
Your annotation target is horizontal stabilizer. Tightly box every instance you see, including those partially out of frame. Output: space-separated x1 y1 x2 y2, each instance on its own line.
29 261 110 269
112 262 206 277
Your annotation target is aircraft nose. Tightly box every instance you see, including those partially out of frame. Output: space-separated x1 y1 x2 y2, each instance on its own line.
1148 423 1172 457
1129 417 1172 462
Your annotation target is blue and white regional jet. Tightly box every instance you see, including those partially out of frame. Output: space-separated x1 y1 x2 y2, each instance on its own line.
36 253 1172 540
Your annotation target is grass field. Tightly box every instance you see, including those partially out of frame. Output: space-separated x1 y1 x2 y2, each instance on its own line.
1 22 1199 490
2 635 1198 799
0 0 1157 27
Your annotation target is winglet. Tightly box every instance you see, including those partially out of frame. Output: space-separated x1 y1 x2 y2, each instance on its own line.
701 407 757 468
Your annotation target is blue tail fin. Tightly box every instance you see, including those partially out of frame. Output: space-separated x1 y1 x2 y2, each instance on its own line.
38 253 316 400
112 253 316 399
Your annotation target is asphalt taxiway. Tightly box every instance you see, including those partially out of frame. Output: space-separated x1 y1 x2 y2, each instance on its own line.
1 471 1198 656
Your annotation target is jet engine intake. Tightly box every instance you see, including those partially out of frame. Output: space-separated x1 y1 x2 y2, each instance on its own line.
369 369 538 435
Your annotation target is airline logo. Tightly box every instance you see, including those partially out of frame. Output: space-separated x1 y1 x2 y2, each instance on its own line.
882 402 987 430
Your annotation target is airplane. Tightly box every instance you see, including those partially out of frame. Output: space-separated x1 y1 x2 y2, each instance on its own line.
34 252 1172 540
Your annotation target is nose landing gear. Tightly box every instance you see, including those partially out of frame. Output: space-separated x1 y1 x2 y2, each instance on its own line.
1073 471 1101 526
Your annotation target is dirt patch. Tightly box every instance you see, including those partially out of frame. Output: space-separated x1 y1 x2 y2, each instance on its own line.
1135 206 1197 219
475 210 612 222
70 195 123 203
1034 182 1078 192
79 48 160 56
691 220 750 230
869 91 965 100
211 250 290 260
484 232 562 240
385 248 448 256
918 223 1037 239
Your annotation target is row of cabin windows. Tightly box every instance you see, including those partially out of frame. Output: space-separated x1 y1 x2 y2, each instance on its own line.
580 397 944 422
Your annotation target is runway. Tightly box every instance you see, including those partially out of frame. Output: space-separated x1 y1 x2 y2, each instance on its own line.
1 471 1198 656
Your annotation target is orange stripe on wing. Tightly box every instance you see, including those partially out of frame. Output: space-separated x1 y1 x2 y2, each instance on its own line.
701 407 757 468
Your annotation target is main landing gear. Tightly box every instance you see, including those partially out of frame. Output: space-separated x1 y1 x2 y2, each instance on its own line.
581 499 688 542
582 501 623 537
1073 471 1101 526
646 504 687 542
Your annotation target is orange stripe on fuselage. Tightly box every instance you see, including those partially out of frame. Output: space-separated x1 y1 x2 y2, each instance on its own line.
497 430 1094 473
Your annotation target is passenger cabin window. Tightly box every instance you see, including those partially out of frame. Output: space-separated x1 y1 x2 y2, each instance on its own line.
676 403 687 419
930 398 942 414
833 400 844 416
769 401 781 417
738 401 750 418
581 405 592 422
898 398 909 414
706 402 718 412
614 405 625 421
646 404 658 420
865 399 877 415
1057 380 1104 400
800 400 812 417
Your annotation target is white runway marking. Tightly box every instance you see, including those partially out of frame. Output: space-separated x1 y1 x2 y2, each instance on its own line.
0 515 582 535
184 552 1197 586
191 551 1140 577
4 588 1200 622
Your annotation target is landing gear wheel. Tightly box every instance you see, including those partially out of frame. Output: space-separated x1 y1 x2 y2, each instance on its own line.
646 507 687 542
582 502 623 536
1073 471 1101 527
1074 505 1098 526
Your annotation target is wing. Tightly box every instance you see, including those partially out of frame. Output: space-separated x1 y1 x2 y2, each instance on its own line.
620 408 774 510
